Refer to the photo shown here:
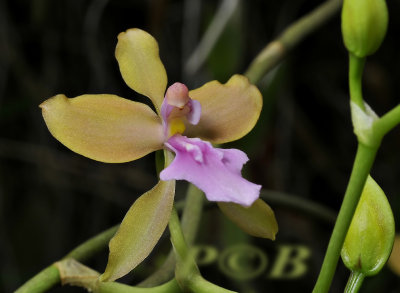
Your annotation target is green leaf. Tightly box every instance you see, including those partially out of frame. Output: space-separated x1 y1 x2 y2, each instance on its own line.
100 180 175 281
217 199 278 240
341 175 395 276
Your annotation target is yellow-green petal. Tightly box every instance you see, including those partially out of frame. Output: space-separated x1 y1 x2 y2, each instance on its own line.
40 94 164 163
185 74 262 144
115 28 167 112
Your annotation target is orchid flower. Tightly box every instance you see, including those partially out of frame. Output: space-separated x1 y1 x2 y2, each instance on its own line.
40 28 262 207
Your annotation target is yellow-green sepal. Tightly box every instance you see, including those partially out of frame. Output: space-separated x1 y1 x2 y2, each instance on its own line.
115 28 168 112
341 175 395 276
100 179 175 281
218 198 278 240
40 94 164 163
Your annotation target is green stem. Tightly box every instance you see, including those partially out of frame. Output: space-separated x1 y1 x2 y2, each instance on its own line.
169 206 236 293
349 53 366 110
169 206 190 259
261 190 336 224
54 258 181 293
188 275 237 293
97 279 181 293
168 206 199 290
15 226 118 293
14 266 60 293
344 271 365 293
312 143 378 292
181 185 204 244
374 103 400 139
245 0 342 84
65 225 118 261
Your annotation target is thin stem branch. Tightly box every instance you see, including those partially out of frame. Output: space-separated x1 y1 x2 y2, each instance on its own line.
188 275 237 293
15 225 118 293
344 271 365 293
184 0 240 75
169 206 190 259
312 144 378 292
374 103 400 138
65 225 118 261
14 266 60 293
168 206 236 293
96 278 180 293
181 184 204 244
261 190 336 223
349 54 366 110
245 0 342 84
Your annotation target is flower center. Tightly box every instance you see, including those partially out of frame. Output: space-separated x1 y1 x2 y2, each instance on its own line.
161 82 201 138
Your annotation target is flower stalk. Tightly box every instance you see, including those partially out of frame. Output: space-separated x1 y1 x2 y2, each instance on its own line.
15 226 118 293
312 143 378 292
344 271 365 293
168 206 236 293
314 0 393 288
348 54 366 110
245 0 342 84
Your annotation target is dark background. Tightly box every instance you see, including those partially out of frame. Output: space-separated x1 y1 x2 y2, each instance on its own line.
1 0 400 292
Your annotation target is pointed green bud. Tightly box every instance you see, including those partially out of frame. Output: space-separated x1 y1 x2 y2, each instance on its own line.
341 176 395 276
342 0 388 57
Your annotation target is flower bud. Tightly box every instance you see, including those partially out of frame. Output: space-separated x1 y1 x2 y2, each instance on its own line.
342 0 388 57
341 176 394 276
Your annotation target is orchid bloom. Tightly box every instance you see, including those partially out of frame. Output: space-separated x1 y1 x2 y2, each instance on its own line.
40 28 262 207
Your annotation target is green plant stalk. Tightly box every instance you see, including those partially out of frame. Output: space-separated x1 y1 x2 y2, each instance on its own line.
96 279 181 293
15 226 118 293
169 206 190 260
344 271 365 293
312 143 378 292
54 258 181 293
349 54 366 110
261 190 337 224
64 225 118 262
245 0 342 84
313 52 400 293
168 207 236 293
374 103 400 138
15 266 60 293
188 275 237 293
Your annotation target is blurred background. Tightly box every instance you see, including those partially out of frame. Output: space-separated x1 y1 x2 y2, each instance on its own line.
1 0 400 292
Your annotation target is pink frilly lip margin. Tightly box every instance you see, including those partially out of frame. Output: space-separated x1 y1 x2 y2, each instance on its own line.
161 135 260 207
